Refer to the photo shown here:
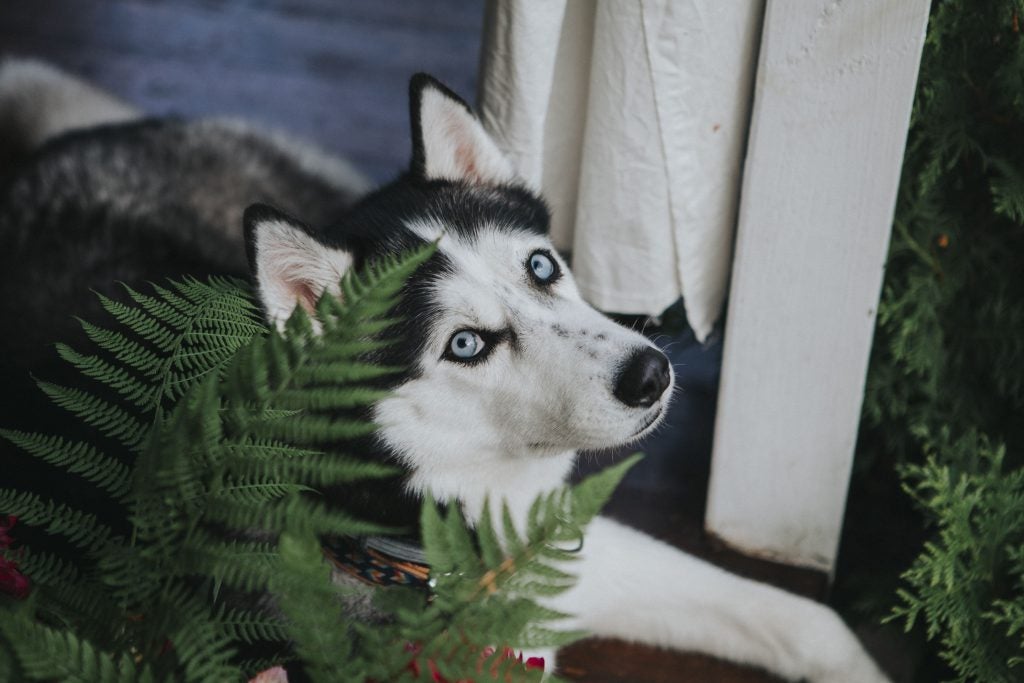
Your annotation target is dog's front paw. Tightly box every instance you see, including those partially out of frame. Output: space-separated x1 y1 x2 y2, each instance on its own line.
801 607 891 683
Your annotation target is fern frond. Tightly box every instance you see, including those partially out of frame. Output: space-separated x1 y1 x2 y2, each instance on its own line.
186 537 280 594
250 414 378 443
206 495 396 538
273 530 358 683
82 278 265 422
570 453 643 528
0 430 130 500
0 613 151 683
10 546 80 586
272 386 392 410
35 579 128 650
223 448 397 487
0 489 116 550
122 285 191 330
409 455 640 678
213 476 314 505
96 293 179 353
36 381 146 449
55 344 158 409
162 593 240 683
290 358 404 384
213 606 289 645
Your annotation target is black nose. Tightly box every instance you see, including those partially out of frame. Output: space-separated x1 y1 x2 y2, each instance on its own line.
613 348 671 408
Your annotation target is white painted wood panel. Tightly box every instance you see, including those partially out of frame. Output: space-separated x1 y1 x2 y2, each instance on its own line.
704 0 930 571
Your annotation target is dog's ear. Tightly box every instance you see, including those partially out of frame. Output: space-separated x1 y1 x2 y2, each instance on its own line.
243 203 353 328
409 73 516 185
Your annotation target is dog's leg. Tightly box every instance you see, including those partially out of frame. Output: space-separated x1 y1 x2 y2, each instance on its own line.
545 517 888 683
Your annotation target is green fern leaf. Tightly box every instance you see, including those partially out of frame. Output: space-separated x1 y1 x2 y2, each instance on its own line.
291 360 403 385
9 546 80 585
213 477 315 505
0 612 150 683
272 386 391 410
0 489 116 550
214 606 289 645
250 414 378 443
0 430 130 500
77 320 164 381
570 453 643 527
421 492 452 576
55 344 158 409
36 381 146 449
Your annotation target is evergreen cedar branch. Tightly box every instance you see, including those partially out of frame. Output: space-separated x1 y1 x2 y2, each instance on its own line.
860 2 1024 681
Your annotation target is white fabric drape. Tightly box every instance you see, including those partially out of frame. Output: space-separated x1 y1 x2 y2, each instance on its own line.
477 0 763 341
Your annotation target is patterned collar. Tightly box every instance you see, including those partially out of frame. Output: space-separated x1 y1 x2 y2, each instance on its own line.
323 536 431 589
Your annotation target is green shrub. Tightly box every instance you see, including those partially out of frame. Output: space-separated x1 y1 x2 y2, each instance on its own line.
860 2 1024 679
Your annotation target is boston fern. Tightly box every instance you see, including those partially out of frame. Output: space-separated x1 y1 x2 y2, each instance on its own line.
0 244 629 682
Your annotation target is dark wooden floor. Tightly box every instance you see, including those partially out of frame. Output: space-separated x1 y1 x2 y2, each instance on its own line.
0 2 906 681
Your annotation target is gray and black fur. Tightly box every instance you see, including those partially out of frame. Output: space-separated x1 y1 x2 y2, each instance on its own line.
0 60 543 532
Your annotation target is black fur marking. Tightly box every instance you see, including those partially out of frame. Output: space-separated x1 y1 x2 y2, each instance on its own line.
551 324 570 338
328 175 550 248
506 327 521 354
243 203 321 281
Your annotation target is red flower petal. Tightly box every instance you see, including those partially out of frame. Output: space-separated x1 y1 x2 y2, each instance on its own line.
428 659 447 683
0 515 17 551
0 558 31 599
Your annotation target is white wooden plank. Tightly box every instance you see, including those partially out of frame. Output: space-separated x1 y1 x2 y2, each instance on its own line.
704 0 930 571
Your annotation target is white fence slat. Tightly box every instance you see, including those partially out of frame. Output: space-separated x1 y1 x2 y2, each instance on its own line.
704 0 930 571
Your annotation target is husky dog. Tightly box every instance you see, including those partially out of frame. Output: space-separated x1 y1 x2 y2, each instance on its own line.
0 60 888 682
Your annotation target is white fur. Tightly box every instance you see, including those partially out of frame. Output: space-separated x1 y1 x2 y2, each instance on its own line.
250 218 353 329
375 222 672 517
546 518 887 682
0 58 139 149
418 84 517 184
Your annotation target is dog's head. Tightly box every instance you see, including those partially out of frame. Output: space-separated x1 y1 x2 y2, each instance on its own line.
244 75 673 510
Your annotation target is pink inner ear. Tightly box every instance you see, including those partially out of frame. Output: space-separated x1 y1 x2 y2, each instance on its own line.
444 109 483 183
289 280 318 315
455 139 479 181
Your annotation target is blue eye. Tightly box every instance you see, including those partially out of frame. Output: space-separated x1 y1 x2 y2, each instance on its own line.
529 251 557 283
449 330 484 359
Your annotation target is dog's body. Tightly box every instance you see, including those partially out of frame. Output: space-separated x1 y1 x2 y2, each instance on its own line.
0 60 888 682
